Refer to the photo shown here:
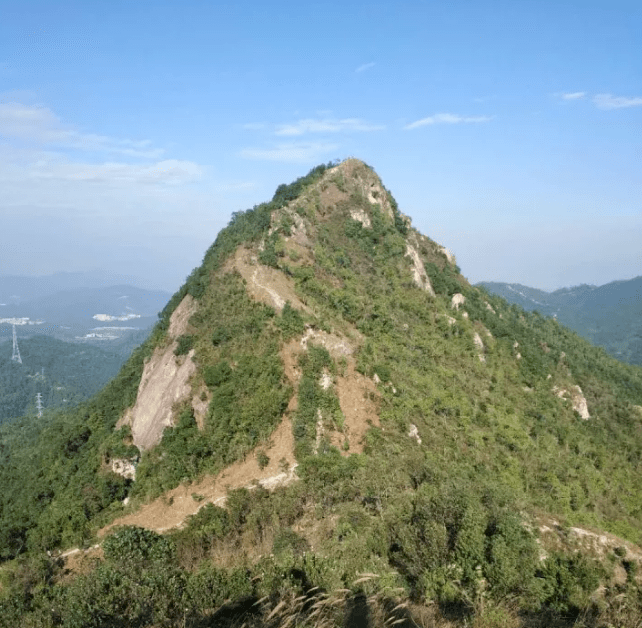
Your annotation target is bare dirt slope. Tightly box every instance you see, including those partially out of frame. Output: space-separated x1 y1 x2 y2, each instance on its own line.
334 358 379 454
281 327 379 455
101 415 297 535
232 247 310 313
103 324 379 535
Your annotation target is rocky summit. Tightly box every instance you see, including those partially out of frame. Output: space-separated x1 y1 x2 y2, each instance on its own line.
2 159 642 627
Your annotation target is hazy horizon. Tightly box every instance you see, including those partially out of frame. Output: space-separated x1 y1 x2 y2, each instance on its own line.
2 1 640 294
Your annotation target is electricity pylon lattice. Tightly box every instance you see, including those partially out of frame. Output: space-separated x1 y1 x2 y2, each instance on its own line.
36 393 43 418
11 325 22 364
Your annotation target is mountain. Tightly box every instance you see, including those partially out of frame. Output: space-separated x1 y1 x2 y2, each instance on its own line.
0 270 152 303
479 278 642 365
1 160 642 627
0 281 170 347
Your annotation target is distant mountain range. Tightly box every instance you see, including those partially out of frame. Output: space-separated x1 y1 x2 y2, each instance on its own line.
478 276 642 365
0 272 171 348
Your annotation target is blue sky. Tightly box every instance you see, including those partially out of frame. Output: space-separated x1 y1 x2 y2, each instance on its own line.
1 0 640 292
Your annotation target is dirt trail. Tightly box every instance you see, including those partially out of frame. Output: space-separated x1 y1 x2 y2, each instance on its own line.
281 327 379 455
101 416 297 535
232 247 310 313
333 357 379 453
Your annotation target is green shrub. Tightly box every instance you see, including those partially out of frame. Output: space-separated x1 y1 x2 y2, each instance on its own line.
103 526 175 568
203 361 232 388
257 451 270 470
174 335 194 356
277 302 305 339
424 261 460 296
272 528 310 556
537 552 602 612
211 325 231 346
184 565 252 616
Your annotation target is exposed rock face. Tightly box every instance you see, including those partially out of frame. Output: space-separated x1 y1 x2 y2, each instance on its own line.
553 385 590 419
117 295 198 451
473 332 486 363
406 244 435 295
191 385 211 430
319 372 333 390
111 458 137 481
336 158 395 220
232 247 308 313
439 246 455 265
350 207 371 227
451 293 466 310
299 326 354 357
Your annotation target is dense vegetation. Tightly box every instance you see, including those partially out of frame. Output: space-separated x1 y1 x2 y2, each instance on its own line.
0 335 126 422
480 278 642 366
2 160 642 626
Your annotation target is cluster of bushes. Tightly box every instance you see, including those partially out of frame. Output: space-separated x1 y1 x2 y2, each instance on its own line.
0 328 163 557
292 344 342 459
0 473 617 627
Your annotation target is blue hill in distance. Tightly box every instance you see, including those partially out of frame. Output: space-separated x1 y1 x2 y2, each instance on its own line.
478 276 642 365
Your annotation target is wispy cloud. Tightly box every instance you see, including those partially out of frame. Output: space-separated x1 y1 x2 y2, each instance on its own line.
0 101 221 293
405 113 492 130
593 93 642 109
355 62 375 73
561 92 586 100
0 101 204 189
239 142 339 162
0 102 165 159
0 102 72 142
0 102 164 158
26 157 202 186
275 117 385 136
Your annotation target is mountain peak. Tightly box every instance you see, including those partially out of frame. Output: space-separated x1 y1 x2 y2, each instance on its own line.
4 160 642 626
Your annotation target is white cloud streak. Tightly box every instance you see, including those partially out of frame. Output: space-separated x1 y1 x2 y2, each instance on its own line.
0 102 164 157
275 117 385 136
355 62 375 73
0 102 204 189
561 92 586 100
239 142 339 162
27 157 202 186
405 113 492 130
593 93 642 109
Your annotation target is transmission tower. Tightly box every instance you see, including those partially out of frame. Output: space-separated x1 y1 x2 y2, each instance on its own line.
36 393 43 418
11 325 22 364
